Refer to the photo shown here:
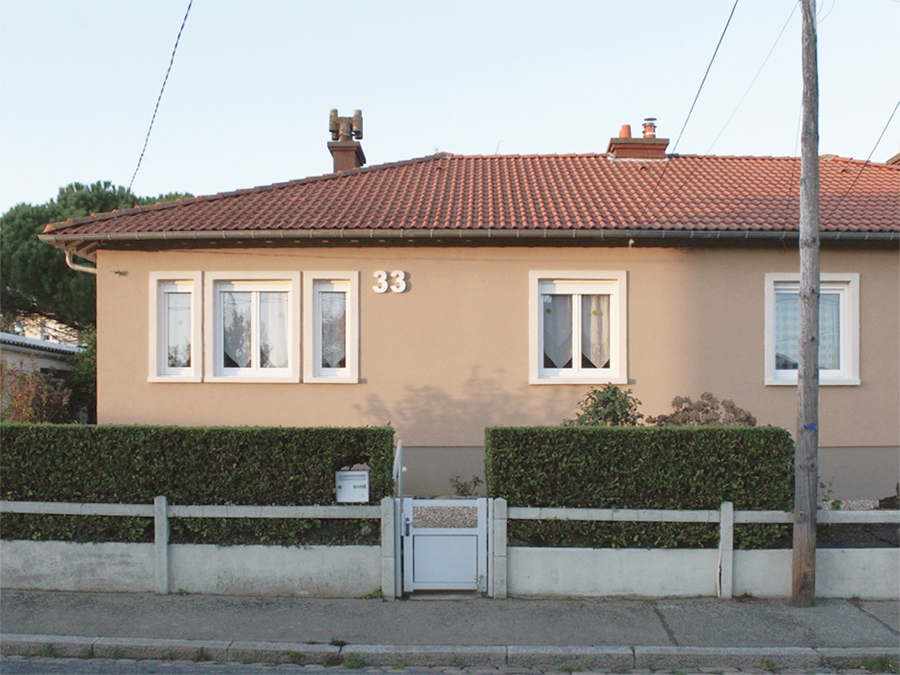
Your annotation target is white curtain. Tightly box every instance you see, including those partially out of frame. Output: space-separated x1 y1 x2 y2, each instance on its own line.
581 294 610 369
319 290 347 369
775 290 840 370
259 291 288 369
542 294 572 368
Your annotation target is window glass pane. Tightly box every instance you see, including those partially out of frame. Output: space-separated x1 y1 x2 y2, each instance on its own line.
775 288 841 371
259 291 289 369
165 292 191 368
222 291 252 368
581 294 610 369
774 291 799 370
320 291 347 369
819 292 840 370
543 294 572 368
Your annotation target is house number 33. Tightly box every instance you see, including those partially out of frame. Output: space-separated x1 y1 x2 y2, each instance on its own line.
372 270 408 293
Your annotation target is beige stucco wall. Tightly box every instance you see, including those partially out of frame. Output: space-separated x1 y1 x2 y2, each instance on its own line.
95 244 899 498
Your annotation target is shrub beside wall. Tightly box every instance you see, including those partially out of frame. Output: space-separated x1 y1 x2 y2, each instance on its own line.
0 424 394 545
485 426 793 549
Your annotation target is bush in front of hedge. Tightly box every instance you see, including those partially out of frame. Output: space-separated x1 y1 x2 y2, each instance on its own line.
485 425 793 549
0 424 393 545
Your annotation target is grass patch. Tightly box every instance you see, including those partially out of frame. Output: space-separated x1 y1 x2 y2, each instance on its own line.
35 644 58 658
342 653 365 669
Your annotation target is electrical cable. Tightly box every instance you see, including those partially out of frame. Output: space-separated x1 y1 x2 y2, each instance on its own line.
651 0 739 220
704 1 799 155
127 0 194 194
822 98 900 222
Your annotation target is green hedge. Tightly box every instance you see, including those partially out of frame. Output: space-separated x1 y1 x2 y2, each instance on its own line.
1 424 394 545
485 425 793 549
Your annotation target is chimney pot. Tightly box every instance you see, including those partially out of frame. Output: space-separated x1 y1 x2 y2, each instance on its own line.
328 108 366 172
642 117 657 139
619 124 632 139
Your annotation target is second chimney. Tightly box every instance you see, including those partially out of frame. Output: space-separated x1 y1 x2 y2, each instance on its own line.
607 118 668 159
328 109 366 172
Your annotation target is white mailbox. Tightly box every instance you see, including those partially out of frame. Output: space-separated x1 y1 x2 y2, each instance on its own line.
335 470 370 503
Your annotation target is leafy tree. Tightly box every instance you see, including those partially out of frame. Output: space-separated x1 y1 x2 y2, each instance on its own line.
0 360 73 423
1 181 191 329
563 384 644 426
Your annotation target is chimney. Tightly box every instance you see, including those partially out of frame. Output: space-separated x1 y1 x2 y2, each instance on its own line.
607 118 669 159
328 109 366 172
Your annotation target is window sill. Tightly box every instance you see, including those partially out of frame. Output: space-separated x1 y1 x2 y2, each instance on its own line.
303 376 360 384
204 374 300 384
530 375 629 385
765 377 861 386
148 375 202 383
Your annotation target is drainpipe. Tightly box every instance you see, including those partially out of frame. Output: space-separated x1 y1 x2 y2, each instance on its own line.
65 250 97 275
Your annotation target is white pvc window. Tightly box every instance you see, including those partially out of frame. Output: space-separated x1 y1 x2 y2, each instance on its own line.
765 273 859 385
529 271 627 384
304 273 359 383
149 273 201 382
205 273 300 382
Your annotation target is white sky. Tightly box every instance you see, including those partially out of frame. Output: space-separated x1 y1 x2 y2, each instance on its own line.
0 0 897 214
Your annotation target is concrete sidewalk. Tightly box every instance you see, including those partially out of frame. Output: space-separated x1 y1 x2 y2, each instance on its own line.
0 591 897 670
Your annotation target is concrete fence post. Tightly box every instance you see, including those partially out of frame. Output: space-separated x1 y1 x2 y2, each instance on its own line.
154 495 170 594
380 497 397 600
717 501 734 599
491 498 508 599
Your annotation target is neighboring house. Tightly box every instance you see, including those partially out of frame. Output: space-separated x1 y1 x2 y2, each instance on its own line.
0 331 81 373
39 114 899 499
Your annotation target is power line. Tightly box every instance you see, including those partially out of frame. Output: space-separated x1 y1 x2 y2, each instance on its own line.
823 98 900 221
670 0 740 156
651 0 739 219
127 0 194 194
705 1 799 155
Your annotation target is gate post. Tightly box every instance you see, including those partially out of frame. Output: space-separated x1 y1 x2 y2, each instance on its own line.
380 497 397 600
154 495 170 595
491 498 508 599
717 501 734 599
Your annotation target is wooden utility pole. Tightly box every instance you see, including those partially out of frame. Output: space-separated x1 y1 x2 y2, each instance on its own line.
792 0 820 607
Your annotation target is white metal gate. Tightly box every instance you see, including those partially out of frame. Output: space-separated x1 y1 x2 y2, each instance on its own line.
399 498 488 593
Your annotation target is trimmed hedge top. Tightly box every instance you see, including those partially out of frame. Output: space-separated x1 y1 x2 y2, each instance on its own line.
485 425 793 548
1 424 394 506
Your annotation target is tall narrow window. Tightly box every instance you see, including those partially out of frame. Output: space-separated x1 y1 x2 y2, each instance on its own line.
304 273 359 383
205 273 300 383
765 273 859 385
530 272 626 384
149 273 201 382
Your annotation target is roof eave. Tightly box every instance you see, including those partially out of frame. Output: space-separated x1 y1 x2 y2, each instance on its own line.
39 227 899 259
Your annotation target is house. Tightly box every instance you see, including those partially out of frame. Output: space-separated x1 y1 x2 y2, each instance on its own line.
0 331 81 373
39 113 899 499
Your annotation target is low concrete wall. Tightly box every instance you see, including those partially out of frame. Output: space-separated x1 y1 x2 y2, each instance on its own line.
507 547 899 599
0 541 155 593
734 549 900 599
508 547 719 597
169 544 380 597
1 541 381 597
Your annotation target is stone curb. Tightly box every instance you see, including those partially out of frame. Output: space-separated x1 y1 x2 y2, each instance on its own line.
1 635 898 670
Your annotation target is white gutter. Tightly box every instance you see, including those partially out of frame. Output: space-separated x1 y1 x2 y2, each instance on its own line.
65 250 97 275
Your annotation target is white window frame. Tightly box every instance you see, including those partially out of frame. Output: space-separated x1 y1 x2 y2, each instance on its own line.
764 273 860 386
303 272 359 384
529 270 627 385
204 272 301 383
149 272 202 382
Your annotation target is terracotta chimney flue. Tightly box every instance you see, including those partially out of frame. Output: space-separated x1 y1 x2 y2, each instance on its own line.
327 108 366 172
606 118 668 159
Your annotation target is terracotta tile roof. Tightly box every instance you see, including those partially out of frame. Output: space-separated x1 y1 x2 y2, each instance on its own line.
41 153 899 243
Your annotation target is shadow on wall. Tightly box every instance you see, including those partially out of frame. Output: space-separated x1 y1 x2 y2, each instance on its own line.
355 367 574 447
